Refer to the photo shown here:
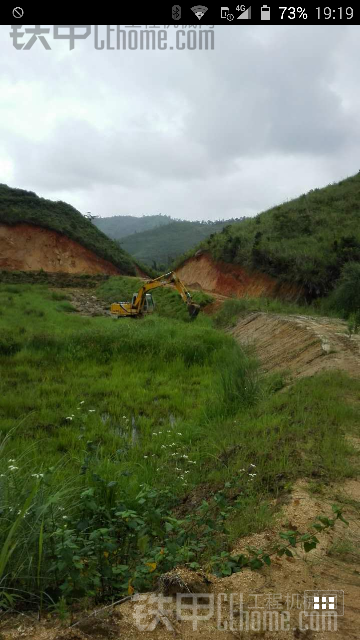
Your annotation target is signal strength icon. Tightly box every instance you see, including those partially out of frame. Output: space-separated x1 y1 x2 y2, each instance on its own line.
191 5 208 20
238 5 251 18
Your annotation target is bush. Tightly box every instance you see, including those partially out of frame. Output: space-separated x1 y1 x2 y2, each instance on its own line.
328 262 360 317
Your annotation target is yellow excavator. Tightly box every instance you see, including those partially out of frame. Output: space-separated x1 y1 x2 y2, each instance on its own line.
110 271 200 319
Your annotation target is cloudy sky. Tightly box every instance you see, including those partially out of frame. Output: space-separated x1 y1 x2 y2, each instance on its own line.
1 24 359 221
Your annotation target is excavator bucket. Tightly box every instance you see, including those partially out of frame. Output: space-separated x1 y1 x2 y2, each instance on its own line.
187 303 200 319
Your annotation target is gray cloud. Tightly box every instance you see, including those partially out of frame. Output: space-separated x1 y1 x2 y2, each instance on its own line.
1 25 360 220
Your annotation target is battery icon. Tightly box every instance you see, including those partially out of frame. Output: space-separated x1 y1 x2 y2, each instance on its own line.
261 5 270 19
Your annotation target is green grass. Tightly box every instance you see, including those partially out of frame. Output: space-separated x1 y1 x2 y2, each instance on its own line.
0 281 359 606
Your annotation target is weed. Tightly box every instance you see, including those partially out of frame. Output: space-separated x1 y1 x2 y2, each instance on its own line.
327 535 360 562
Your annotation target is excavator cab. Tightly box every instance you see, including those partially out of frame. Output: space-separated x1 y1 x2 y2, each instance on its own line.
132 292 155 314
143 293 155 313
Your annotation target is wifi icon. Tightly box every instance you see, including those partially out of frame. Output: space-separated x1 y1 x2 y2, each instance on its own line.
191 5 208 19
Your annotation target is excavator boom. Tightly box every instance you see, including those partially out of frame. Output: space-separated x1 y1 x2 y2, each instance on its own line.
110 271 200 319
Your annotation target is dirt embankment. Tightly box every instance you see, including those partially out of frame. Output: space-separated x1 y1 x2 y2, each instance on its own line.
230 312 360 379
0 223 121 275
176 252 302 300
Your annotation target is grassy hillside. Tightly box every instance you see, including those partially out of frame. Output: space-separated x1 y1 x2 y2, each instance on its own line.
120 219 239 269
181 173 360 299
94 213 172 239
0 184 137 275
0 281 357 606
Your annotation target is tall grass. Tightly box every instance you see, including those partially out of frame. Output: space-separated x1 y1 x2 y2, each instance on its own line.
0 282 359 608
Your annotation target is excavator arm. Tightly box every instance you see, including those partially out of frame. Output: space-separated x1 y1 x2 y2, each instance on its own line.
133 272 200 318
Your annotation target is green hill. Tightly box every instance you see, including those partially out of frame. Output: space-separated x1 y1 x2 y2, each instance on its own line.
120 219 240 269
181 173 360 299
0 184 137 275
94 213 172 239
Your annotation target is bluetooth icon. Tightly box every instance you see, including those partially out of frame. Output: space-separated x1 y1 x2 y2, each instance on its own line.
172 4 181 20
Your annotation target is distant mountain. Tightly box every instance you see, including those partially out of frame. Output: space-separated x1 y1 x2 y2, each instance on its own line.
94 214 172 240
118 219 243 269
0 184 138 275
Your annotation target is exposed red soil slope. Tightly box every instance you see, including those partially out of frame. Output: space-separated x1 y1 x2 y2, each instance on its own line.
176 252 302 300
0 223 121 275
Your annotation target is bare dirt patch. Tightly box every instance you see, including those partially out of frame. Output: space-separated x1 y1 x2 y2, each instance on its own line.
230 312 360 379
176 253 302 301
0 223 121 275
66 289 112 317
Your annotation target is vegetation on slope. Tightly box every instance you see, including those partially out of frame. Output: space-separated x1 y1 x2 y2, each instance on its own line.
181 173 360 300
0 281 358 607
119 219 238 269
0 184 136 275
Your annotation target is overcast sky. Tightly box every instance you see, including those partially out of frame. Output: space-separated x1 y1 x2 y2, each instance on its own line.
1 24 359 221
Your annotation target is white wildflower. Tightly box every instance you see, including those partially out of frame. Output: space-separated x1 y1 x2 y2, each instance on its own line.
177 433 182 436
80 401 85 404
65 417 73 421
8 459 15 462
9 466 18 471
88 409 95 412
250 464 256 468
143 456 148 459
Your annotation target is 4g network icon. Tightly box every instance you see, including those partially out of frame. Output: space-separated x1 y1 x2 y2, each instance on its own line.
221 5 252 21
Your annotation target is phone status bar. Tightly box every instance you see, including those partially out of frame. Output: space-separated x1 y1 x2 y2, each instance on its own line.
7 4 357 25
